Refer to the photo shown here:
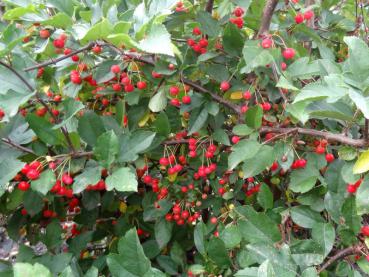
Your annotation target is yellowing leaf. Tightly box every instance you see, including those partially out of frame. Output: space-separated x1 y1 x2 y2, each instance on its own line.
138 112 150 127
230 91 243 100
168 172 177 182
119 202 127 213
353 150 369 174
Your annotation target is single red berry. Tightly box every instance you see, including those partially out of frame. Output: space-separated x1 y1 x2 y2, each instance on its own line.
39 29 50 39
62 173 73 185
26 169 40 180
233 6 244 17
325 153 335 163
21 208 27 215
296 159 307 168
124 84 135 92
262 102 272 111
159 157 169 166
53 39 65 49
137 228 144 236
304 10 314 20
199 38 208 48
182 95 191 104
71 55 79 62
220 81 230 92
0 108 4 120
111 65 120 74
283 48 296 59
218 187 226 195
243 90 252 100
192 27 201 35
187 39 196 46
347 184 357 193
152 71 162 78
143 175 152 184
315 145 326 154
361 226 369 236
43 210 53 218
261 38 272 49
165 213 173 221
170 98 180 107
281 62 287 71
295 13 304 24
18 181 30 191
112 83 122 91
136 81 147 90
169 86 180 96
181 210 189 219
92 45 102 54
210 216 217 224
231 136 240 144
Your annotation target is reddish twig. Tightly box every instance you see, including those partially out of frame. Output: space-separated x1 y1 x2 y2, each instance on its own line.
317 245 363 273
1 138 35 155
23 42 95 72
257 0 279 38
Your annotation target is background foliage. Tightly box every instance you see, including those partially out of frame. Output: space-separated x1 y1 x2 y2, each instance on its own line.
1 0 369 276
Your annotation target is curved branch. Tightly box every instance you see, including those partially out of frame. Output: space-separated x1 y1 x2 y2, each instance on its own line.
24 42 95 72
1 138 35 155
317 245 362 273
260 126 367 147
257 0 279 37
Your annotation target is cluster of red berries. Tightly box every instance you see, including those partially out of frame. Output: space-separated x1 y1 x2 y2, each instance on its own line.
229 7 245 28
347 178 363 193
53 33 67 49
50 174 74 198
16 161 43 191
169 85 192 106
291 159 307 169
165 203 201 225
294 10 314 24
70 69 82 84
86 180 106 191
313 139 335 163
174 1 187 12
187 28 208 54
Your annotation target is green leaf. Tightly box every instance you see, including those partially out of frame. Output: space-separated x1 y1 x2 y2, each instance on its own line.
196 11 221 37
213 129 231 146
232 124 254 136
245 105 263 129
194 221 207 256
290 206 324 228
23 190 43 216
342 196 361 232
207 237 231 267
31 170 56 195
42 220 62 249
155 218 173 249
2 5 38 20
241 40 275 74
41 13 72 28
353 149 369 174
301 267 318 277
78 111 106 146
73 165 102 194
276 76 299 91
228 140 261 170
53 98 84 129
242 145 275 178
138 24 174 56
188 108 208 135
223 23 244 56
69 231 93 256
312 223 335 257
338 146 357 161
237 206 281 244
258 260 276 277
0 157 25 196
0 90 35 120
106 34 138 49
220 225 242 249
119 131 156 162
289 163 320 193
257 184 273 210
348 88 369 119
344 36 369 84
106 167 138 192
26 114 64 146
93 130 119 168
356 176 369 215
82 19 113 44
47 0 75 16
14 263 52 277
110 228 151 276
148 88 167 112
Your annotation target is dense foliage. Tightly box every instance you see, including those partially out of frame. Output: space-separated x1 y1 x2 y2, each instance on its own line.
2 0 369 276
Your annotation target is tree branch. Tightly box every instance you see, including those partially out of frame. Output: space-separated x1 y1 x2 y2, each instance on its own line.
1 138 35 155
23 42 95 72
260 126 367 147
205 0 214 13
317 245 362 273
0 60 76 153
257 0 279 38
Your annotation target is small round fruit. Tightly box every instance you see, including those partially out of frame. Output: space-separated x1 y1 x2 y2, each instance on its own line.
182 95 191 104
210 217 217 224
18 181 30 191
243 90 251 100
92 45 102 54
304 10 314 20
282 48 296 59
294 13 304 24
261 38 272 49
325 153 335 163
220 81 230 92
111 65 120 74
231 136 240 144
136 81 147 90
39 29 50 39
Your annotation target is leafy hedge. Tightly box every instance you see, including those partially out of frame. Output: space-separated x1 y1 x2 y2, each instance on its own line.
1 0 369 276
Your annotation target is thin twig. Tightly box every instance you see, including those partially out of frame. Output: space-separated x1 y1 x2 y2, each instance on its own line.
205 0 214 13
24 42 95 72
257 0 279 38
317 245 362 273
1 138 35 155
